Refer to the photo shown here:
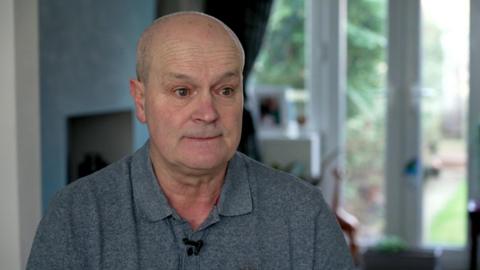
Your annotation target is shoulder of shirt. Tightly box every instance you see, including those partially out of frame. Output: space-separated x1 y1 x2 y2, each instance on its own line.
234 152 327 213
48 154 134 210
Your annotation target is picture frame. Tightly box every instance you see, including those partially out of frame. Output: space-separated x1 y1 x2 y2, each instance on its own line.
250 85 288 131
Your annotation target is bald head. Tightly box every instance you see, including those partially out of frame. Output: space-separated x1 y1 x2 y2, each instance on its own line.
135 11 245 83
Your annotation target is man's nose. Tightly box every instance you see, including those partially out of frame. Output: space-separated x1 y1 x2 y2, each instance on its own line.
191 92 219 123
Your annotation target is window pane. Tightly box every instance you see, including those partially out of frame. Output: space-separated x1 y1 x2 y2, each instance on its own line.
421 0 469 247
344 0 387 244
251 0 307 134
249 0 311 179
253 0 305 89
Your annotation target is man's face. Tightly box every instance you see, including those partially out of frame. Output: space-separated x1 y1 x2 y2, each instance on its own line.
132 28 244 174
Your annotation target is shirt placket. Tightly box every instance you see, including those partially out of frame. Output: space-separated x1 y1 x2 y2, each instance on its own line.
170 217 204 270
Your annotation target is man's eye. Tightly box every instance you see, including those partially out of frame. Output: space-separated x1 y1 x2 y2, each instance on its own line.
220 87 234 96
174 88 190 97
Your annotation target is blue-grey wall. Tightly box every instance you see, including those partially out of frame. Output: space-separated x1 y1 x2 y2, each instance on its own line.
40 0 154 211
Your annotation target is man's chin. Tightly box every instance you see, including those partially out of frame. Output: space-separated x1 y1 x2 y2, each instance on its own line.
180 156 228 171
176 150 233 173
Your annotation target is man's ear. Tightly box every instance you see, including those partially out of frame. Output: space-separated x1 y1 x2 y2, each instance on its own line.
130 79 147 123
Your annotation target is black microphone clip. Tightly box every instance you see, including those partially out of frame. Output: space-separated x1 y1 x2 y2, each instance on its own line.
183 238 204 256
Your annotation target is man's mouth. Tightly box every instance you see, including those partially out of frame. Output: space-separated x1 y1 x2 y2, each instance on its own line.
184 134 222 141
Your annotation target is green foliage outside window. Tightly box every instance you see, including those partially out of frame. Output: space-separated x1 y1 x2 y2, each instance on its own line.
347 0 386 119
254 0 389 240
254 0 387 120
255 0 460 244
345 0 388 241
254 0 305 89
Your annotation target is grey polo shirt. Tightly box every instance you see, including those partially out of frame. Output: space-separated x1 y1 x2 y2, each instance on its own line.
27 142 354 269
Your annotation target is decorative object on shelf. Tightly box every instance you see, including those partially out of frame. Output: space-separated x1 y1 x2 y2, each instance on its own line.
251 85 288 132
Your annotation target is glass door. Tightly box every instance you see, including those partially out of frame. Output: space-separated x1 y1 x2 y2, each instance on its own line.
344 0 387 245
421 0 469 247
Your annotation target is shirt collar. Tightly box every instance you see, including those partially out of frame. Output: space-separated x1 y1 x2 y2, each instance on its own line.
131 142 172 222
217 152 253 217
131 141 253 222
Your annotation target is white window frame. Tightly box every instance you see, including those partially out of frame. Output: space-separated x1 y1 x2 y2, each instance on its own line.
387 0 469 268
306 0 470 268
385 0 422 247
467 0 480 267
306 0 347 204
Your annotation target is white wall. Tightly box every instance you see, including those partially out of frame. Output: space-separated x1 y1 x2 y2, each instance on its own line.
0 0 41 268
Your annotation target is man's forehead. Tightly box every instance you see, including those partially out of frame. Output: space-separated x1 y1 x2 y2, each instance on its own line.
151 13 236 45
155 36 240 57
137 12 245 82
156 60 243 85
163 70 242 81
151 36 244 75
153 31 241 58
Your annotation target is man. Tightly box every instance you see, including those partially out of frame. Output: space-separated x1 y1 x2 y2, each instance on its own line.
27 12 354 269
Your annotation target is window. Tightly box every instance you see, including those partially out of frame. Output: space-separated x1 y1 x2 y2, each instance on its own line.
344 0 387 244
250 0 307 137
249 0 315 180
253 3 470 265
421 0 469 247
253 0 389 243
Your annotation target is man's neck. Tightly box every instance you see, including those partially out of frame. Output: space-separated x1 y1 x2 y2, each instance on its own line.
150 158 226 230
